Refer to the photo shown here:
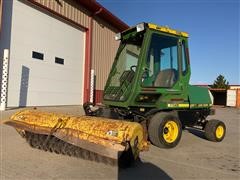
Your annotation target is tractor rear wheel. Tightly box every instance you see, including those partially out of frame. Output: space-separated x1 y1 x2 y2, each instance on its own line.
204 119 226 142
148 112 182 148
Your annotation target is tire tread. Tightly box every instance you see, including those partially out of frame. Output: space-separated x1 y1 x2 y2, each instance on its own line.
204 119 226 142
148 112 182 148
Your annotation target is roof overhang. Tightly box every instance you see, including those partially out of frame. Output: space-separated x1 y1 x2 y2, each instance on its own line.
76 0 129 32
209 88 227 92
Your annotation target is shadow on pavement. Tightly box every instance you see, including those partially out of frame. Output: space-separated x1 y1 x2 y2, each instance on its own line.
185 127 206 140
118 159 172 180
19 66 30 107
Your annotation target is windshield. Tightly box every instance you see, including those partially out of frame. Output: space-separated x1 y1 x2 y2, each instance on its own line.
104 33 144 101
109 34 144 87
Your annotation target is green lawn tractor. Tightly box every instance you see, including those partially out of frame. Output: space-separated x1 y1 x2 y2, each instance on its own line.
5 22 226 168
84 22 226 149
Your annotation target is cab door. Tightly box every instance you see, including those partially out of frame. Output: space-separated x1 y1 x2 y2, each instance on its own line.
178 39 191 102
141 32 188 108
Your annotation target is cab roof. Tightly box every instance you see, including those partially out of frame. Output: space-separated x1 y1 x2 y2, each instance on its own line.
118 23 189 41
147 23 189 38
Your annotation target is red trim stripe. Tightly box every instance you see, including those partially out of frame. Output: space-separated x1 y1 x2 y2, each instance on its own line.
95 90 104 103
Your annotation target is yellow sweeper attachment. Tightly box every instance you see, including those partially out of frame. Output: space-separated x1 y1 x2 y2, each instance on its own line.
4 110 149 167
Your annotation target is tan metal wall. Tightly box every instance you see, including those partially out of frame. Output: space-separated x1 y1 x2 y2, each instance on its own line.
92 17 119 90
33 0 90 28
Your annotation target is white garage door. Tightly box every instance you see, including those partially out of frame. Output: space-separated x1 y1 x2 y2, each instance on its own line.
7 0 85 106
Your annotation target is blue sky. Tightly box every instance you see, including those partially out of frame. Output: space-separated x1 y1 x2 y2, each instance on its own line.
98 0 239 85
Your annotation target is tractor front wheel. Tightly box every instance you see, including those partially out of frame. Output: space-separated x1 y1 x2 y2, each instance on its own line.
148 112 182 148
204 119 226 142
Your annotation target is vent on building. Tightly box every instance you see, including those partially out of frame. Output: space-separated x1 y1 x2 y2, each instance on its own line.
55 57 64 65
32 51 44 60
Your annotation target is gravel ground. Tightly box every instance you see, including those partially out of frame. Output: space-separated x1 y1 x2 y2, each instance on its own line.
0 106 239 180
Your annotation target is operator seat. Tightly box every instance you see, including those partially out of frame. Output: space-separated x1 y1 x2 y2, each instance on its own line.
154 69 177 87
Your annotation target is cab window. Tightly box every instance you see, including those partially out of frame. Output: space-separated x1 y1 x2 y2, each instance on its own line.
181 40 187 75
143 33 179 87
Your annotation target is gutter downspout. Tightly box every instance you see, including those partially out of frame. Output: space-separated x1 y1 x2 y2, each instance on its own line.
84 8 102 103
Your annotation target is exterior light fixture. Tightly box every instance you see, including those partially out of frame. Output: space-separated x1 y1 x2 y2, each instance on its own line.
136 23 145 32
115 33 121 41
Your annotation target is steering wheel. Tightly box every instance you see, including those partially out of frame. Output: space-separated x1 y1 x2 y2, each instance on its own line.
130 65 137 72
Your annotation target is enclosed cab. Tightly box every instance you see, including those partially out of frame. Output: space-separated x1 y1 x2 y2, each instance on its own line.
86 23 226 148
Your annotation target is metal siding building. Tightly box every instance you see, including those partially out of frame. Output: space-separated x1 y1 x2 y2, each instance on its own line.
92 17 120 102
0 0 128 107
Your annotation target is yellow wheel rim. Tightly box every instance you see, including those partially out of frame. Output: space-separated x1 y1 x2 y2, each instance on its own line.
163 121 179 143
216 125 224 139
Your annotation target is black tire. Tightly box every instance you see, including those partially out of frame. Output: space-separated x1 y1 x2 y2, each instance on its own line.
148 112 182 148
83 102 94 116
204 119 226 142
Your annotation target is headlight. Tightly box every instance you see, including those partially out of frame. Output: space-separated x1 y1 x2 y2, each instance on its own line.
136 23 145 32
115 33 121 41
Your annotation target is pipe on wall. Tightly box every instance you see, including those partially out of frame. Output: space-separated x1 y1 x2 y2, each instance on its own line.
84 7 103 103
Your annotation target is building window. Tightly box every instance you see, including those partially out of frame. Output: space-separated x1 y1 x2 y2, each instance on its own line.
32 51 44 60
55 57 64 65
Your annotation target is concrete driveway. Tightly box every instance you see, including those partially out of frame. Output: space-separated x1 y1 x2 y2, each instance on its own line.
0 106 239 179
